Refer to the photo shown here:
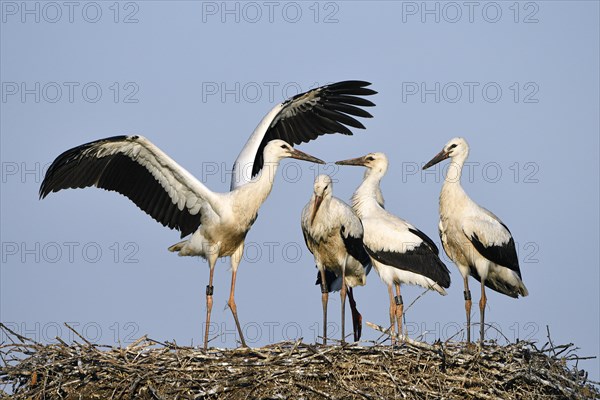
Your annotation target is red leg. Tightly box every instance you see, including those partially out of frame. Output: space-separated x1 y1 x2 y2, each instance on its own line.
319 268 329 345
387 285 396 345
394 283 403 339
464 276 472 343
203 254 217 350
227 268 247 348
227 244 247 348
479 280 487 344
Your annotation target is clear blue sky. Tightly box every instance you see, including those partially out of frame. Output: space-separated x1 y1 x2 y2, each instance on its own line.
2 1 598 381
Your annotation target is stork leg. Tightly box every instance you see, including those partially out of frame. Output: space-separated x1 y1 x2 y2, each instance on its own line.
340 256 348 344
203 253 218 350
347 287 362 342
387 285 396 345
319 267 329 345
394 283 403 339
463 276 472 343
228 244 247 348
479 280 487 344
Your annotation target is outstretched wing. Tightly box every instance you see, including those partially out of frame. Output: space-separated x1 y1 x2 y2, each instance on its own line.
40 135 219 238
462 213 521 277
231 81 376 189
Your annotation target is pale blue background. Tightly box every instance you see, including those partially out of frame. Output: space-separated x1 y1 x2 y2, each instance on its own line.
2 1 599 382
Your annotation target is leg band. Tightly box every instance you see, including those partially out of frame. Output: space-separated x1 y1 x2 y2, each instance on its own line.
394 295 403 306
206 285 214 296
464 290 471 301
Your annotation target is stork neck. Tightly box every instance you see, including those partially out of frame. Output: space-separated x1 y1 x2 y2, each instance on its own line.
443 154 467 186
440 155 469 207
234 160 281 213
252 160 280 199
351 169 385 218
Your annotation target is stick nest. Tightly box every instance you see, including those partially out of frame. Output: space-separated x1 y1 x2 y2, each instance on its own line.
1 323 598 399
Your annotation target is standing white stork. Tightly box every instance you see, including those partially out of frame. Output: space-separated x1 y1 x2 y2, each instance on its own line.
336 153 451 343
301 174 371 344
39 80 376 350
423 137 528 343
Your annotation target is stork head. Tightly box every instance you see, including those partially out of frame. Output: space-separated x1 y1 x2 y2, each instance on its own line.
422 137 469 169
310 174 332 224
335 152 388 176
263 139 325 164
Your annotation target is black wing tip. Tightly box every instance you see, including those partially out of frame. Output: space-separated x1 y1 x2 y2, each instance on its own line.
469 265 521 297
39 135 138 198
432 256 451 288
440 268 451 288
324 80 378 96
328 80 373 88
253 80 376 175
486 280 520 298
39 186 52 199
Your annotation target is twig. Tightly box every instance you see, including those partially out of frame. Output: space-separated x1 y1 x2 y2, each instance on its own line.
546 325 556 357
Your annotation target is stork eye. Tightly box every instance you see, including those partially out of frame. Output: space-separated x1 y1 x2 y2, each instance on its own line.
366 156 375 161
449 144 457 150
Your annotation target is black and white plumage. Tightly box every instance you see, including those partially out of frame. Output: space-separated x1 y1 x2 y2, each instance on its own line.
39 80 376 350
336 152 450 342
301 175 371 344
423 137 528 343
40 136 325 349
231 81 376 189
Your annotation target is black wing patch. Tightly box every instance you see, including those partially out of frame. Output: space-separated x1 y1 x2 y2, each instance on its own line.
468 264 521 298
315 268 339 292
365 245 450 288
340 226 371 268
252 81 376 177
409 227 439 255
39 136 201 238
468 233 521 277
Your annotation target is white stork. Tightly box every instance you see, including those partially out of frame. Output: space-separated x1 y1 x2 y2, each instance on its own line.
39 81 376 350
336 153 451 343
423 137 528 343
301 174 371 344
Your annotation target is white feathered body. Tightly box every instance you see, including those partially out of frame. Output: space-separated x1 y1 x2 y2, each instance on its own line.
439 178 528 296
171 158 278 258
349 160 449 295
354 192 448 295
301 195 368 288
